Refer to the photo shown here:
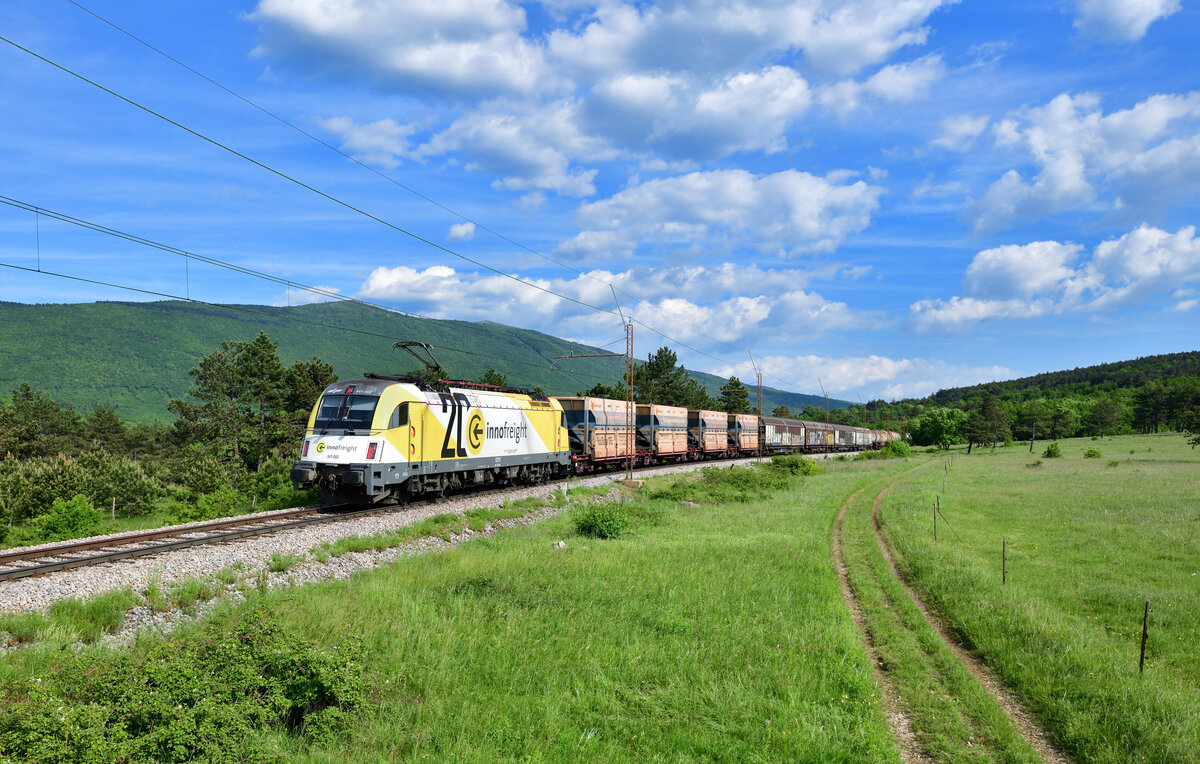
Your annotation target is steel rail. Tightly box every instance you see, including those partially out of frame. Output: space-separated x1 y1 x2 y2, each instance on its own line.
0 504 387 583
0 506 321 566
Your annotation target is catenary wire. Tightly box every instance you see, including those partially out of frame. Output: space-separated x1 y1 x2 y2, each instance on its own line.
61 0 757 361
0 33 825 399
0 259 628 389
0 29 760 379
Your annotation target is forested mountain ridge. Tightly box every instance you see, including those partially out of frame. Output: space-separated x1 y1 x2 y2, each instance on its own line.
0 300 842 421
924 351 1200 406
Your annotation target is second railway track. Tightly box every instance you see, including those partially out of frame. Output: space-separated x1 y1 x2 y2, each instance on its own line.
0 504 360 583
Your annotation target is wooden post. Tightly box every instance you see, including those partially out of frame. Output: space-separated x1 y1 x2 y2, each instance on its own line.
1140 600 1150 673
933 500 937 541
111 497 116 521
1002 539 1007 584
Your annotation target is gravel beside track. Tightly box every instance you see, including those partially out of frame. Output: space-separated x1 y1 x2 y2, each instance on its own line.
2 455 848 620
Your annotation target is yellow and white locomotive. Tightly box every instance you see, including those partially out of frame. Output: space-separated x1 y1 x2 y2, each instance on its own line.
290 372 569 504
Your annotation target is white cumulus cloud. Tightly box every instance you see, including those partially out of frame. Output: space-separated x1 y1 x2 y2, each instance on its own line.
356 261 881 348
318 116 416 169
970 91 1200 230
932 113 989 150
417 101 613 197
963 241 1082 299
447 222 476 242
717 353 1012 399
819 55 945 116
910 224 1200 332
251 0 553 99
1073 0 1180 41
557 169 884 260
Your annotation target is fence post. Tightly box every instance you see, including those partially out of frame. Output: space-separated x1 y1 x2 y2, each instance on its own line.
111 497 116 522
1140 600 1150 673
933 500 937 541
1003 539 1007 584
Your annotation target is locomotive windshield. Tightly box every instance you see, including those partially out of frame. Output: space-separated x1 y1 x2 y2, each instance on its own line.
314 394 379 433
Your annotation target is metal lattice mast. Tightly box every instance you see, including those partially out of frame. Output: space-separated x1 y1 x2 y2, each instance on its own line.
625 320 634 480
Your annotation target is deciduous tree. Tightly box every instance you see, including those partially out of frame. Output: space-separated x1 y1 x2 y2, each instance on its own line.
478 368 509 387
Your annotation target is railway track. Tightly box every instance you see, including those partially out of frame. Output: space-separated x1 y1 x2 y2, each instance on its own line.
0 504 367 583
0 451 853 585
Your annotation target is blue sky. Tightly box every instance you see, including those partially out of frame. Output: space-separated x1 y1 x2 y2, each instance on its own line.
1 0 1198 400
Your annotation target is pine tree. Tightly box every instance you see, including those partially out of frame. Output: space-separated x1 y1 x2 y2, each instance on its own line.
718 376 752 414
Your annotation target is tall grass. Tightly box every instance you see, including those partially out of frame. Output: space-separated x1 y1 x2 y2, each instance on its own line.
192 462 899 762
878 433 1200 762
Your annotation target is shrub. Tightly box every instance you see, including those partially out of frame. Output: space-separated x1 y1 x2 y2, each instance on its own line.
0 451 163 524
1083 447 1103 459
881 440 911 458
175 486 246 523
39 494 102 542
1043 442 1063 458
572 503 629 539
770 454 822 475
1107 460 1120 467
644 465 790 504
0 613 367 761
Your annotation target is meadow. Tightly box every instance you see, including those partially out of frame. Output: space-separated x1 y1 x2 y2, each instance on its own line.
878 433 1200 762
1 460 908 763
3 436 1197 762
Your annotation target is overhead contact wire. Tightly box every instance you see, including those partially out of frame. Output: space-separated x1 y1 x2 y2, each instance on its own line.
0 259 626 388
0 32 619 322
60 0 758 361
3 31 818 397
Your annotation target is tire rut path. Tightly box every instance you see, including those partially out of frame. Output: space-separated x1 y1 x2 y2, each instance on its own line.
834 485 928 764
869 481 1070 764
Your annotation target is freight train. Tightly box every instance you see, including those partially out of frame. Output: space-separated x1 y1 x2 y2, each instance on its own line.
291 370 899 505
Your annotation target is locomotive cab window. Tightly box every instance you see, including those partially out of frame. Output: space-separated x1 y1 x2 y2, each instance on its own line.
315 394 379 432
388 402 409 429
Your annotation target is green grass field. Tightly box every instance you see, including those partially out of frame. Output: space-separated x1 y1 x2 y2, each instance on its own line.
4 439 1197 762
0 461 907 762
243 462 907 762
878 433 1200 762
839 464 1046 762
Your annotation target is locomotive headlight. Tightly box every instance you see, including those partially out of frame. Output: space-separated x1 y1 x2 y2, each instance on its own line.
302 440 310 457
366 441 378 460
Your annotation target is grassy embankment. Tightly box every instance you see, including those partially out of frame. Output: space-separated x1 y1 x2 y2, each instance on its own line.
878 432 1200 762
2 460 907 763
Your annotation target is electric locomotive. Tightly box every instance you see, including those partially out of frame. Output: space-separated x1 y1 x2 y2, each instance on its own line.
291 373 569 504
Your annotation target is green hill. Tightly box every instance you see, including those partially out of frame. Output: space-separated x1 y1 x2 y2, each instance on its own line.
0 300 843 422
924 350 1200 406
